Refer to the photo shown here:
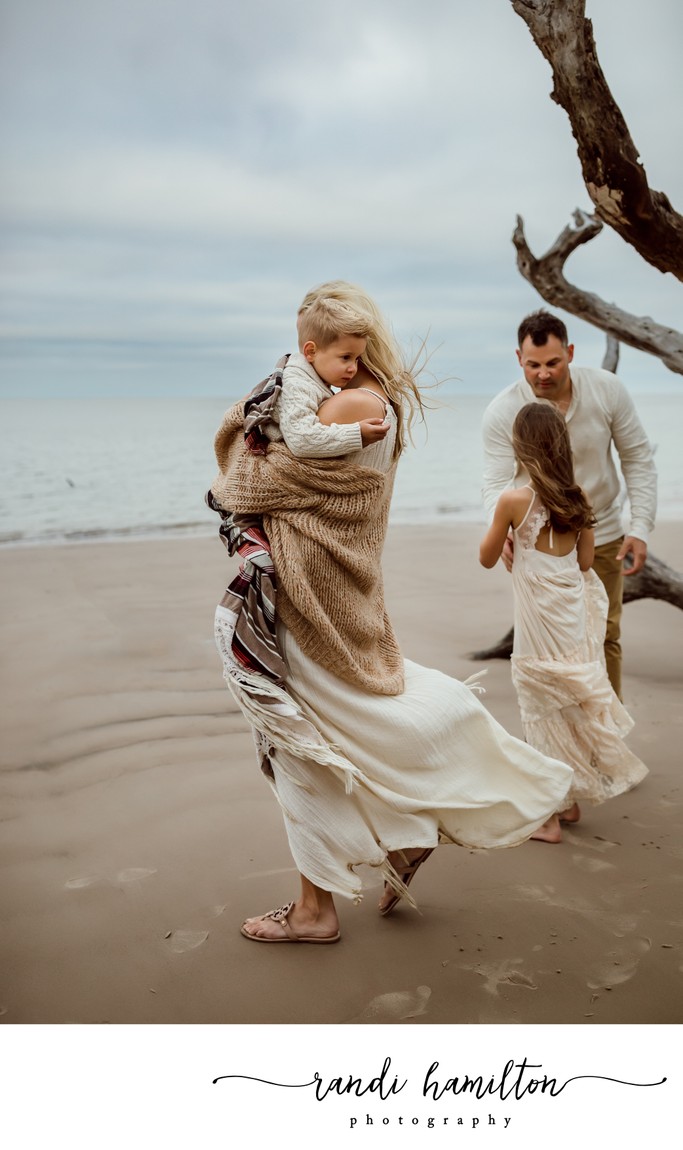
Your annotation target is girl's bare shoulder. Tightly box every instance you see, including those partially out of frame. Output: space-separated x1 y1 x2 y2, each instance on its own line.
498 486 532 511
498 486 533 528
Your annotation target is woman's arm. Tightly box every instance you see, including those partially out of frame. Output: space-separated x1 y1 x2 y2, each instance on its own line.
479 490 519 568
577 525 595 571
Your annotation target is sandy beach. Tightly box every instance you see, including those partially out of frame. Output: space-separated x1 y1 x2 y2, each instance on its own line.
1 523 681 1026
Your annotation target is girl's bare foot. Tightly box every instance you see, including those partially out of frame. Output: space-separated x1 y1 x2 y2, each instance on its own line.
531 814 562 843
560 802 581 824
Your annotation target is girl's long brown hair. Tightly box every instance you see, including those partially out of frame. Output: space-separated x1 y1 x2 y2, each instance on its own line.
512 402 596 533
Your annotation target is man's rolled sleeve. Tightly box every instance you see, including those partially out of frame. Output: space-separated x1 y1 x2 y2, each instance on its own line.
481 402 517 522
611 385 657 543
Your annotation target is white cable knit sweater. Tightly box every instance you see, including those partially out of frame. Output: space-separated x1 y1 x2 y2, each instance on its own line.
261 352 363 458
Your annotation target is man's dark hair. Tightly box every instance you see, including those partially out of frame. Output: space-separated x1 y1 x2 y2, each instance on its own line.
517 310 569 349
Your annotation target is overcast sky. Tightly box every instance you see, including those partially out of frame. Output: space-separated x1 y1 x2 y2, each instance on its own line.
1 0 681 398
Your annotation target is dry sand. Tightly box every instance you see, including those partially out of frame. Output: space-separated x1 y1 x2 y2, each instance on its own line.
1 523 682 1026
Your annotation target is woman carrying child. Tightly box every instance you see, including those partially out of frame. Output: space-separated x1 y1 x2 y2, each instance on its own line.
209 284 574 943
479 401 647 844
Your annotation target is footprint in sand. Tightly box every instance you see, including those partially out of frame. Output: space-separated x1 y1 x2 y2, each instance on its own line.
349 986 431 1023
571 854 616 874
589 836 621 853
467 959 537 996
65 867 157 890
242 867 300 881
117 867 157 883
608 912 649 937
511 884 556 904
511 883 598 918
164 930 210 954
64 875 104 890
586 936 651 990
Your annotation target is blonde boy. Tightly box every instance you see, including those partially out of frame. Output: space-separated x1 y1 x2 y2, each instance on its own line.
262 296 389 457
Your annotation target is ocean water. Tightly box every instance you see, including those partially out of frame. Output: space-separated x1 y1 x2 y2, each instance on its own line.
0 392 680 546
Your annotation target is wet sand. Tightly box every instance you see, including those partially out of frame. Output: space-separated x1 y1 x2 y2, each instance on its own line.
1 523 682 1025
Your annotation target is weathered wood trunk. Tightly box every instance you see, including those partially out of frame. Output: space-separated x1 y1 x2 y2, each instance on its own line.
513 212 683 375
509 0 683 280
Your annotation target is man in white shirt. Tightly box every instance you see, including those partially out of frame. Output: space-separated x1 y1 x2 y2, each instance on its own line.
481 310 657 698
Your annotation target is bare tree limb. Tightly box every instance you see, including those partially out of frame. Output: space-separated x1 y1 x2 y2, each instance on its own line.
513 211 683 375
510 0 683 279
469 627 514 662
601 335 619 373
622 552 683 610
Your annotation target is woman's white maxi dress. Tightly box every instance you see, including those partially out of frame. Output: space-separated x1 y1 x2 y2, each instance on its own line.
215 406 574 903
510 487 647 808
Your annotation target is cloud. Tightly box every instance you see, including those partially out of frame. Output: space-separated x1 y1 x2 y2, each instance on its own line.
1 0 681 396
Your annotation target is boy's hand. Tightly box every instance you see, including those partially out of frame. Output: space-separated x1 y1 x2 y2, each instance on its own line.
360 418 389 446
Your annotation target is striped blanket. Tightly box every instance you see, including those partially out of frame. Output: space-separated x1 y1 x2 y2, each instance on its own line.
242 354 288 456
206 489 286 684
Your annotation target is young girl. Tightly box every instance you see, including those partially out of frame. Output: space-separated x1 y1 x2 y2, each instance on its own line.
479 402 647 843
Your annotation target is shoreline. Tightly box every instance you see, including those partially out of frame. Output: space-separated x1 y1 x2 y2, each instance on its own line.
1 523 681 1024
3 509 683 552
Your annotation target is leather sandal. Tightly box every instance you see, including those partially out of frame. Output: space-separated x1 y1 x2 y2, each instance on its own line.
241 900 341 943
379 848 434 917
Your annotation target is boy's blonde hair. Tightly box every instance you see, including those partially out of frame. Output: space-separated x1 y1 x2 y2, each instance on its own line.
297 280 427 457
297 296 373 350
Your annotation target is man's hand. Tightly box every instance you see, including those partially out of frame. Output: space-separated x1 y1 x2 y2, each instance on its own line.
618 535 647 575
501 533 514 573
360 418 389 446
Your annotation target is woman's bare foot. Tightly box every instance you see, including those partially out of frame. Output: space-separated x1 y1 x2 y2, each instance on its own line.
559 802 581 824
531 814 562 843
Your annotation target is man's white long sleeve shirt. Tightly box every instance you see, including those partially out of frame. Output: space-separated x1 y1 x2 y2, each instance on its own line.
481 366 657 546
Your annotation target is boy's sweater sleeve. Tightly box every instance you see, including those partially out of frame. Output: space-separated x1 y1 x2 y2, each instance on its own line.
278 368 363 458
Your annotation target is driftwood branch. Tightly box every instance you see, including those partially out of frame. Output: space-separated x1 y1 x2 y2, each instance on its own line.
469 553 683 661
510 0 683 280
470 626 514 662
601 334 619 373
513 212 683 375
622 552 683 609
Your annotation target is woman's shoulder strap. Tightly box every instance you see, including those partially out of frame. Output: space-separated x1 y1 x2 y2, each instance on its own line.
353 386 390 414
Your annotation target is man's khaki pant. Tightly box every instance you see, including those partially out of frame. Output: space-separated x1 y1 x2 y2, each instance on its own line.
592 536 624 700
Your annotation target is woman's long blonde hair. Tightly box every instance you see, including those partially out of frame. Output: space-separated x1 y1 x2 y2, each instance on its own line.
512 403 596 533
297 280 427 457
